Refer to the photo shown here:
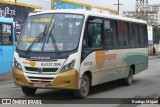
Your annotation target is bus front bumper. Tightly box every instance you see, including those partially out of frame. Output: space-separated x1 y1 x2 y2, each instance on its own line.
12 67 79 90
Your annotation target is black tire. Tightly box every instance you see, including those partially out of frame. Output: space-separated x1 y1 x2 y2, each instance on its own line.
22 87 37 96
123 68 133 86
74 74 90 98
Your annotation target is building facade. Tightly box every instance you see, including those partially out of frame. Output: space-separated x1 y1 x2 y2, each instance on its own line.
148 4 160 27
148 4 160 12
0 0 42 34
123 11 137 19
123 4 160 27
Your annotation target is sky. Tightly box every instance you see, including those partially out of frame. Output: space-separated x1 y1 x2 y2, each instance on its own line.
16 0 160 12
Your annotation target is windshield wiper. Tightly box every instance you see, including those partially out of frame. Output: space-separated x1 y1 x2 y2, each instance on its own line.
25 25 47 54
47 24 61 55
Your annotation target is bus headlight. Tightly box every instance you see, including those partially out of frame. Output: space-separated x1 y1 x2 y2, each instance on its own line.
60 60 75 72
14 58 22 71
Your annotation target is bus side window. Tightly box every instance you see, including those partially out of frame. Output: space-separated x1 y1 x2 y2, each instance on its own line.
129 23 135 47
83 18 102 49
91 24 102 48
133 24 139 47
2 24 13 45
144 25 148 46
104 20 117 49
139 24 148 47
118 21 129 47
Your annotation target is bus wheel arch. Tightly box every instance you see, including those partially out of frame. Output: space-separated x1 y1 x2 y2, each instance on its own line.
123 66 134 86
83 71 92 86
130 64 135 75
74 71 92 98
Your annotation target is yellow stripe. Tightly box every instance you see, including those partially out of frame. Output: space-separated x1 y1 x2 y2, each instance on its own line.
61 0 92 9
0 0 42 9
94 6 118 13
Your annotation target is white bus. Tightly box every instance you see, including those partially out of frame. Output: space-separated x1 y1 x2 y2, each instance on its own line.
13 10 148 98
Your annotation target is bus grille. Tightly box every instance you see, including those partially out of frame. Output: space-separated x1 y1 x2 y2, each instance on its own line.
25 67 58 74
27 76 54 83
24 67 58 83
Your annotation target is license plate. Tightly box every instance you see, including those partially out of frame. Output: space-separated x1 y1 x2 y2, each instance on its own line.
33 82 46 88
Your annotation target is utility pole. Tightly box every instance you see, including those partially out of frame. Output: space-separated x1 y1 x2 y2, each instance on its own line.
114 0 123 14
51 0 54 10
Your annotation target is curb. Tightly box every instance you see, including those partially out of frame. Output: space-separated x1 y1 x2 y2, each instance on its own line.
149 56 160 59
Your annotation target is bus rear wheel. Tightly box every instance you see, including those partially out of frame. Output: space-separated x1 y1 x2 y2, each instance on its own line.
21 87 37 96
74 74 90 98
123 68 133 86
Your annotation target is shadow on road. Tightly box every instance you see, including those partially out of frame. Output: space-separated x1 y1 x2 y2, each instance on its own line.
15 79 142 104
22 79 141 99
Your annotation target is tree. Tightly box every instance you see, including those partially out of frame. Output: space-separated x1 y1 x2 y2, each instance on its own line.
153 27 160 43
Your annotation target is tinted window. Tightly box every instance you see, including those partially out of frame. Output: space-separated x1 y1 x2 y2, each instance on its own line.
104 20 117 49
144 25 148 46
118 22 129 47
129 23 135 47
2 24 12 45
83 18 102 48
139 24 148 46
132 24 139 47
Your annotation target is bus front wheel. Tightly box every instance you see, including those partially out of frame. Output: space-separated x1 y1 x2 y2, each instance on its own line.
21 87 37 96
124 68 133 86
74 74 90 98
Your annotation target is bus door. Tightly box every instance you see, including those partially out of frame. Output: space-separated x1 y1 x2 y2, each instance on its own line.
0 23 14 74
81 17 103 85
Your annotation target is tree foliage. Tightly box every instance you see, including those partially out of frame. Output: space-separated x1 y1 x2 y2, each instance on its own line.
153 27 160 43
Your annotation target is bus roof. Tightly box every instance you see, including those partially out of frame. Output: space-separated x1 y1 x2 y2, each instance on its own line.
0 17 13 23
30 9 147 24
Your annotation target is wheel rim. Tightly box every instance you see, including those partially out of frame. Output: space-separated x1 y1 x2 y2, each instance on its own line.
81 78 89 95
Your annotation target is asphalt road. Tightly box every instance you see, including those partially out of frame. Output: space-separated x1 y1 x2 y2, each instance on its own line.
0 57 160 107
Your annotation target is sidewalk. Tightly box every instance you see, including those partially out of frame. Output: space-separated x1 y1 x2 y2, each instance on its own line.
149 54 160 59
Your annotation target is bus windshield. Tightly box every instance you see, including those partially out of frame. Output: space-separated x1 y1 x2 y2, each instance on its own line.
17 13 84 52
